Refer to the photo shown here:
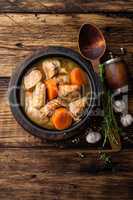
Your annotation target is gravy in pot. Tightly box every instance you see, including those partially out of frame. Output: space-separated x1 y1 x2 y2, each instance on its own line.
21 57 91 130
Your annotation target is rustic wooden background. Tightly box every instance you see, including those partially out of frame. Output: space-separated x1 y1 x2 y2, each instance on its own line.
0 1 133 199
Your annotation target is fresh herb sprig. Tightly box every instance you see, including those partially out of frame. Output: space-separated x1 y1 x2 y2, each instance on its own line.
99 64 121 150
99 152 112 164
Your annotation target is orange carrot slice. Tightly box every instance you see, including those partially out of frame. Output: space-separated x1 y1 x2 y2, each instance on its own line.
51 108 72 130
45 79 58 100
70 67 87 86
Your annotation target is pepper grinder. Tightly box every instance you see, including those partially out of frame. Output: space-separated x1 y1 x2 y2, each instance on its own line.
103 48 128 93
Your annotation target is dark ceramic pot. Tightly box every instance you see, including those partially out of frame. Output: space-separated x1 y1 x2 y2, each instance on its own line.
9 46 99 141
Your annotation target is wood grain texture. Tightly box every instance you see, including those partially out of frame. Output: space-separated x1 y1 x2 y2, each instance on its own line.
0 14 132 77
0 148 133 175
0 148 133 200
0 1 133 199
0 0 133 13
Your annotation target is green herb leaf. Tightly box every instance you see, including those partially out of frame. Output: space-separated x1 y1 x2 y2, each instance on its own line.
99 64 122 149
99 64 104 82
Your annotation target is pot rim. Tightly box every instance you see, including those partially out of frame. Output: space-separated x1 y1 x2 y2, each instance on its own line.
9 46 98 141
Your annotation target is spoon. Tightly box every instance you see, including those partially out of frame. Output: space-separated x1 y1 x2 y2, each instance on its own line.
78 24 122 151
78 23 106 73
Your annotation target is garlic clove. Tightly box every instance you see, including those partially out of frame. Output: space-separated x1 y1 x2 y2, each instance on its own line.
86 131 101 144
120 114 133 127
113 100 126 113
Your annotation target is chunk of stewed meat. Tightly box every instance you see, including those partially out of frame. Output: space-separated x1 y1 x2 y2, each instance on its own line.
61 91 81 103
25 91 48 125
24 70 42 90
32 82 46 109
40 98 67 117
25 91 33 112
28 107 49 125
58 84 80 97
69 97 88 120
42 58 61 79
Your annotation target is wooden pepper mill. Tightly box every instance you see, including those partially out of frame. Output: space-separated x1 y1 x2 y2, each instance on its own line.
104 48 128 93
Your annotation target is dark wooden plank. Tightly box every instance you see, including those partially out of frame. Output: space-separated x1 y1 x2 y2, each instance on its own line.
0 0 133 13
0 14 132 77
0 148 133 199
0 77 132 148
0 148 133 175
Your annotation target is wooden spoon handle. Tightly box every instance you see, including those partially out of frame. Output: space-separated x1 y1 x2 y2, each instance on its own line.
91 59 100 74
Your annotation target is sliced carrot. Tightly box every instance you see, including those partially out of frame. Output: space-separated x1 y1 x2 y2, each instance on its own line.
51 108 72 130
70 67 87 86
45 79 58 100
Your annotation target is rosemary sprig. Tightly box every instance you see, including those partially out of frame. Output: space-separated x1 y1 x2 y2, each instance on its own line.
99 64 121 150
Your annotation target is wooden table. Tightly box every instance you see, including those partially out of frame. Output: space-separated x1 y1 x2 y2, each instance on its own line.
0 1 133 199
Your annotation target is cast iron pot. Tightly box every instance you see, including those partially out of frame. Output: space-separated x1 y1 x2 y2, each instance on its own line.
9 46 98 141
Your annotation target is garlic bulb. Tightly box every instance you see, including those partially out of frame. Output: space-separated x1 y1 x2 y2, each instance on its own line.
86 131 101 144
113 100 126 113
120 114 133 127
